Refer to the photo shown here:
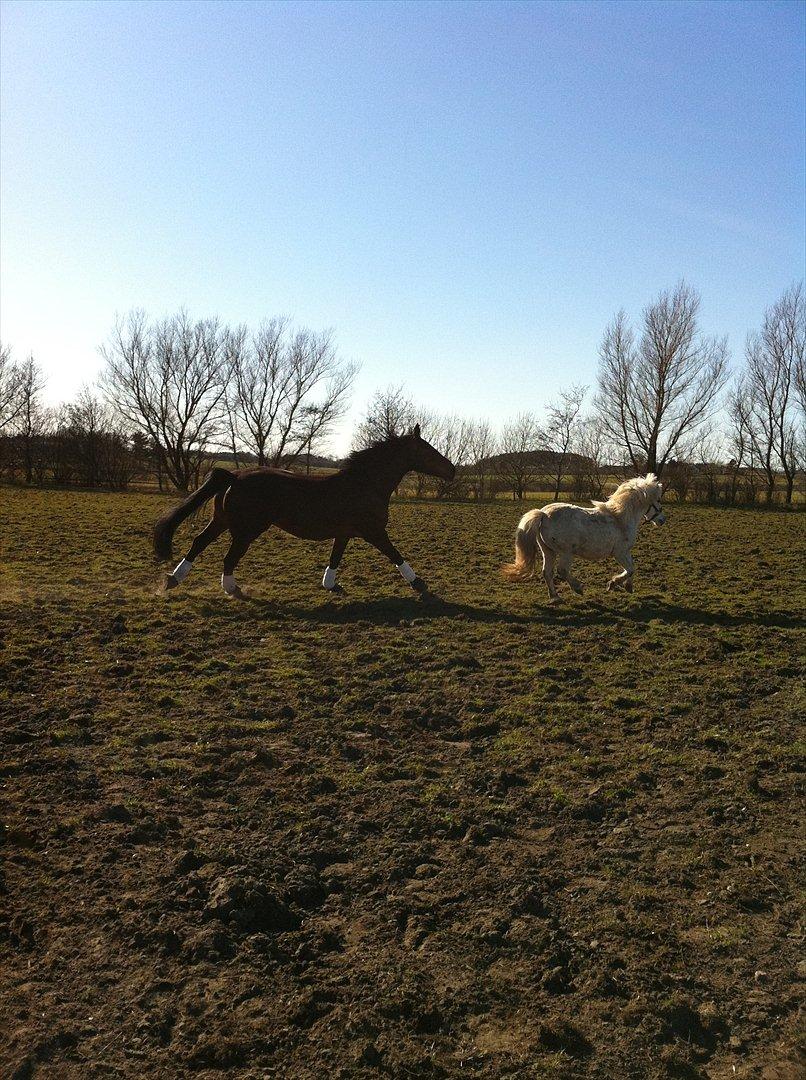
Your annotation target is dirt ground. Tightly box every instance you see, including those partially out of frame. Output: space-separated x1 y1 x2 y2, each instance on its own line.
1 487 804 1079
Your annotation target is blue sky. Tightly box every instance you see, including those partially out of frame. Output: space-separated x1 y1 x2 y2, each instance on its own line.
1 0 804 452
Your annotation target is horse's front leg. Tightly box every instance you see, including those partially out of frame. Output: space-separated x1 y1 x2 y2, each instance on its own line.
608 550 635 593
322 537 348 593
364 530 429 594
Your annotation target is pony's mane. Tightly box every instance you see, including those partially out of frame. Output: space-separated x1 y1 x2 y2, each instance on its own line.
593 473 661 515
343 434 409 474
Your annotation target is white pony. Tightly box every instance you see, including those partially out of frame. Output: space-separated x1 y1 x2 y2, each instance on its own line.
502 474 665 602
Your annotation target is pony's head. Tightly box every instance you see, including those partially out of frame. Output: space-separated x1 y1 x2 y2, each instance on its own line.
603 473 666 524
640 473 666 525
404 424 456 481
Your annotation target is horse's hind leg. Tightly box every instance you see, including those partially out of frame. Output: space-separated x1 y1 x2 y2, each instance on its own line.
363 529 429 594
165 517 227 590
557 553 583 595
221 532 254 598
538 543 560 603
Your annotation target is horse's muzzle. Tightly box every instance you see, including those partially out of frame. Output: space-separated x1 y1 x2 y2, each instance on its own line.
431 461 456 481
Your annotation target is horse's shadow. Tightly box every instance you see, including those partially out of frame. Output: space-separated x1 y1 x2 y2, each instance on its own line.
240 593 804 631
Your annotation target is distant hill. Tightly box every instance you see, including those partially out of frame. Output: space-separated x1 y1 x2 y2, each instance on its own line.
477 448 593 472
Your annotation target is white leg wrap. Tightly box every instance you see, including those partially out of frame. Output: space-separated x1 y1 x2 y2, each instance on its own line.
322 566 337 590
221 574 238 595
397 561 417 583
172 558 193 582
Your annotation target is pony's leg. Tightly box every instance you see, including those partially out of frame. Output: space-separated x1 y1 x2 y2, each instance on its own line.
364 530 429 594
607 552 635 593
221 533 253 598
165 518 227 589
539 544 560 602
322 537 348 593
556 553 583 595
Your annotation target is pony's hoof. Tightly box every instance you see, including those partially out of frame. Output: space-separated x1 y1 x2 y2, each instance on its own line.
410 577 429 594
624 580 634 593
226 586 246 600
164 574 179 591
324 582 346 595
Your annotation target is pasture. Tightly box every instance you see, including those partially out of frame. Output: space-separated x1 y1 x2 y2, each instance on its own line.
1 487 804 1079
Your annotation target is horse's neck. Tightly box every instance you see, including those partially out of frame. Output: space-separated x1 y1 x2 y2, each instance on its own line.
374 457 411 494
342 453 410 495
611 504 642 541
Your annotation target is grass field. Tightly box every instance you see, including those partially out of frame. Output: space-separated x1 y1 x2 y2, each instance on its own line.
1 487 804 1079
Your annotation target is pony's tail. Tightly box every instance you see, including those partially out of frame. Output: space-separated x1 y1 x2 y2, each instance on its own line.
501 511 541 582
153 468 234 560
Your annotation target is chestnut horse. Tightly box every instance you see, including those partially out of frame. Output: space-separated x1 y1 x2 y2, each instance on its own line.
154 425 455 598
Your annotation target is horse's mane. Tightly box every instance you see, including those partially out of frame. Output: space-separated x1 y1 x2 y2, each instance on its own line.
342 434 409 474
592 473 661 515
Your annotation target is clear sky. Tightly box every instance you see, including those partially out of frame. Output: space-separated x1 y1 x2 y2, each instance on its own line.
1 0 804 453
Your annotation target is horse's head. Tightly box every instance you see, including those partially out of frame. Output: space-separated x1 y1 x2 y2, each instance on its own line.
642 474 666 526
405 425 456 481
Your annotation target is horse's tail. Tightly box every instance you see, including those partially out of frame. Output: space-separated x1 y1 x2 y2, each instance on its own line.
501 510 542 582
153 468 234 560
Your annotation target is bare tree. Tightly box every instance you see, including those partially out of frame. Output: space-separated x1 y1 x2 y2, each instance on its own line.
690 434 725 504
425 414 475 498
596 282 729 476
541 384 586 500
226 321 356 468
63 388 110 487
0 343 25 433
467 419 495 499
100 310 229 490
568 413 609 501
14 356 48 483
743 284 804 504
354 385 417 448
726 378 757 504
495 412 541 499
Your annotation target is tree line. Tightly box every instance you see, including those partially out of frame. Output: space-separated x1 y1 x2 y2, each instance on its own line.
1 282 803 503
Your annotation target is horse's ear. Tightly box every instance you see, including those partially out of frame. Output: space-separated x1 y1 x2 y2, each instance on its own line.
413 423 421 438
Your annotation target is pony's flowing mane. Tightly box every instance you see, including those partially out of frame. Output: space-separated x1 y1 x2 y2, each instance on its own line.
593 473 661 515
342 434 410 475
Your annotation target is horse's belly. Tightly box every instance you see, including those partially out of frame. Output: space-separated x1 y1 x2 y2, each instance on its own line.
575 542 610 562
273 517 336 541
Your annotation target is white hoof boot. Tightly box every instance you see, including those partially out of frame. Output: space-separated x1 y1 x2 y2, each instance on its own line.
221 574 240 596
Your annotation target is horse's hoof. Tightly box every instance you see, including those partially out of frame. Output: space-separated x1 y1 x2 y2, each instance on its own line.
226 586 246 600
165 574 179 591
324 583 346 595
